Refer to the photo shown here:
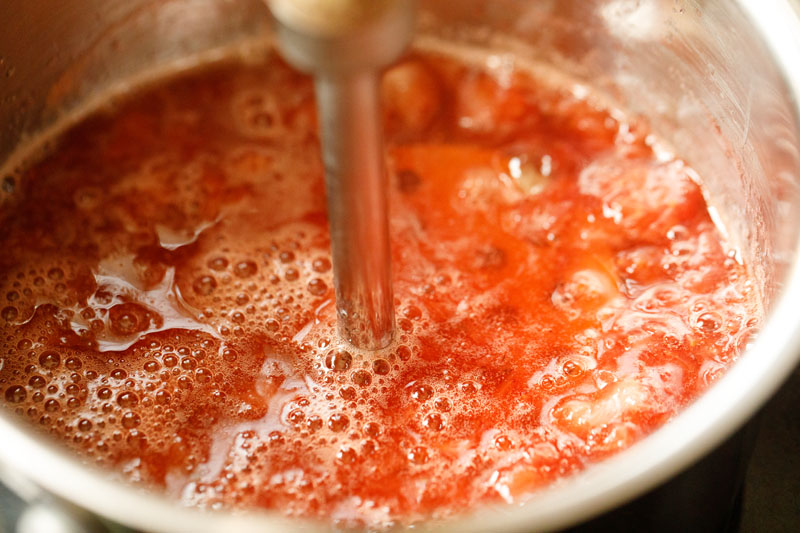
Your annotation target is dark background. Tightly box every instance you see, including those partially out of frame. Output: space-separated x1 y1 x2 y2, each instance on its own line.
740 366 800 532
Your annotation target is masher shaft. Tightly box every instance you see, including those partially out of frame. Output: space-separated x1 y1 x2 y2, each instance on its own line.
267 0 414 350
316 72 394 349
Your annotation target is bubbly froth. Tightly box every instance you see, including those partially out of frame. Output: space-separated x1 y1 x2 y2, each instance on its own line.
0 46 759 529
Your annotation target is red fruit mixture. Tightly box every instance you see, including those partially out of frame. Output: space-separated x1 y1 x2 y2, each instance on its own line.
0 48 759 528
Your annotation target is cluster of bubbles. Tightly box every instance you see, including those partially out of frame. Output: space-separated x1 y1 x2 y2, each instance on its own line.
0 300 254 476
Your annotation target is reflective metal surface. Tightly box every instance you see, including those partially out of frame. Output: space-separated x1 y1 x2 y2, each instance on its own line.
0 1 799 532
314 70 397 350
271 0 416 349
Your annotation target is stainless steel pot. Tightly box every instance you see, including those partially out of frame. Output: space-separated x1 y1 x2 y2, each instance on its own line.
1 1 799 531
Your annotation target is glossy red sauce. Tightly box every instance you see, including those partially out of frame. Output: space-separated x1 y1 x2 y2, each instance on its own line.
0 49 759 527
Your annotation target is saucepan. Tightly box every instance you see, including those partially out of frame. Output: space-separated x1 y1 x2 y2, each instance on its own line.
0 0 799 531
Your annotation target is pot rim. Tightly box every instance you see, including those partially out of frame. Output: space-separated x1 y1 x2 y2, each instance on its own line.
0 1 799 532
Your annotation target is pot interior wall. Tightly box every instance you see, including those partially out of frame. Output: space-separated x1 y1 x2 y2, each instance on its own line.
0 0 271 179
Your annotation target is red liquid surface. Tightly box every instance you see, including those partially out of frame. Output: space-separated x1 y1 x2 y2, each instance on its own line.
0 50 759 527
